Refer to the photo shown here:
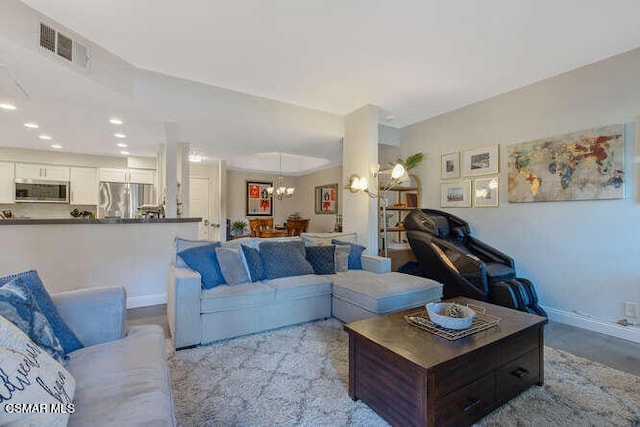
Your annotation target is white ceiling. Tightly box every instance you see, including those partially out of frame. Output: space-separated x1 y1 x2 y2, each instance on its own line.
4 0 640 172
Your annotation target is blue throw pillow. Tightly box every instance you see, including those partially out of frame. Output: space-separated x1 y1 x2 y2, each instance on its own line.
332 239 366 270
241 245 265 282
259 241 314 280
178 242 225 289
0 278 67 364
305 245 336 275
0 270 83 354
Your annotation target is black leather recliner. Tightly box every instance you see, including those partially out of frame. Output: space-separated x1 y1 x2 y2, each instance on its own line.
403 209 546 316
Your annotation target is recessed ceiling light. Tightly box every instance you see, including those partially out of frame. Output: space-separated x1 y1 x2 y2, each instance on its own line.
116 143 128 148
189 153 203 163
0 103 17 111
50 144 63 149
384 115 396 122
39 134 52 140
109 118 123 125
113 132 126 138
120 151 130 155
23 122 39 129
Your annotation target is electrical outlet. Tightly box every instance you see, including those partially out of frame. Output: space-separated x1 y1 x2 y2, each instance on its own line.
624 301 639 318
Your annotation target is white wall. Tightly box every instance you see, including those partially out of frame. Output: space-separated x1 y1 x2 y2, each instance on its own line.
401 47 640 341
0 222 198 307
291 166 342 232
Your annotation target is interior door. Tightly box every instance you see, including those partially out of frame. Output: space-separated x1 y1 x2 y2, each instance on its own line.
189 177 210 240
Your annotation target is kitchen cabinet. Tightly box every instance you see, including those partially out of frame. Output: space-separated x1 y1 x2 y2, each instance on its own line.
128 169 154 185
99 168 128 183
0 162 14 204
15 163 70 181
70 167 98 205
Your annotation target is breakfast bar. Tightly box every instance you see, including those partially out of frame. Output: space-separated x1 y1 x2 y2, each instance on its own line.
0 217 200 307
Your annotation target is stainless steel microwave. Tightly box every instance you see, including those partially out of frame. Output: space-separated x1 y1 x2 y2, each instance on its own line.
14 179 69 203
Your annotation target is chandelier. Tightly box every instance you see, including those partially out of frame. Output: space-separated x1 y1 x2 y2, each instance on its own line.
266 153 295 199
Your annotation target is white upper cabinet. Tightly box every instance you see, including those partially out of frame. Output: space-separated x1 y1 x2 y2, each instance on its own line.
70 167 99 205
0 162 15 204
128 169 154 185
15 163 70 181
99 168 128 183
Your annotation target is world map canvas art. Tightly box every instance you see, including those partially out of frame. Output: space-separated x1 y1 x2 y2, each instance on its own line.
507 124 624 203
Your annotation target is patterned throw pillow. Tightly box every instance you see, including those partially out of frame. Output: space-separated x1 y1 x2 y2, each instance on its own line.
332 239 366 270
0 278 67 364
178 242 225 289
215 247 250 285
0 270 83 354
241 245 265 282
305 245 336 275
259 241 314 280
0 315 76 426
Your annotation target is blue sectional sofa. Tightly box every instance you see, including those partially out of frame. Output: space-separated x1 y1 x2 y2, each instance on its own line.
167 233 443 349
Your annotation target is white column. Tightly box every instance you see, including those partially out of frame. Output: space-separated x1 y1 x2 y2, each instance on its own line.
177 142 190 217
164 122 178 218
342 105 379 254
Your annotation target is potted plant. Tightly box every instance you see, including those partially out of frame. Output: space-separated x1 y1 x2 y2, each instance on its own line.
230 220 248 236
390 152 424 173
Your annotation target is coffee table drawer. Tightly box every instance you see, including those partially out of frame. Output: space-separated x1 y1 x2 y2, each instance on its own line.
434 372 496 427
496 348 540 402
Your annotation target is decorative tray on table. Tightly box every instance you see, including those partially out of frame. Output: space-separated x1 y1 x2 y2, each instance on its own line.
404 304 501 341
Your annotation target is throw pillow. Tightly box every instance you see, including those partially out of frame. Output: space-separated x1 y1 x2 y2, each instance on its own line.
178 242 225 289
241 245 265 282
259 241 314 280
215 247 250 285
0 278 67 364
0 315 76 426
332 239 366 270
0 270 83 354
334 244 350 272
173 237 218 268
301 232 357 246
305 245 336 275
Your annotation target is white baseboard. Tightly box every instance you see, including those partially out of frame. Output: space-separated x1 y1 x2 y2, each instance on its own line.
542 305 640 344
127 293 166 309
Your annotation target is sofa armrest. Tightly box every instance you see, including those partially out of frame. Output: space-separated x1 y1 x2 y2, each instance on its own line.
51 287 126 347
167 264 202 349
361 254 391 274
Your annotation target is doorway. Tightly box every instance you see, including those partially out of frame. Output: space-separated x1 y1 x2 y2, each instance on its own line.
189 177 210 240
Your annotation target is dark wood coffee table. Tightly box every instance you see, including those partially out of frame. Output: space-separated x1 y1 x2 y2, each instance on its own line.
344 297 548 426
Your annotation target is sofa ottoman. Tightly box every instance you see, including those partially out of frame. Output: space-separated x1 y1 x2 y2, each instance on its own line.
331 270 443 323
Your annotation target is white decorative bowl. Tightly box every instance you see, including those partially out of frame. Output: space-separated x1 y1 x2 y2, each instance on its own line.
426 303 476 330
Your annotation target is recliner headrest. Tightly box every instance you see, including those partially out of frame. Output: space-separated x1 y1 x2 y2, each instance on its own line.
430 216 450 239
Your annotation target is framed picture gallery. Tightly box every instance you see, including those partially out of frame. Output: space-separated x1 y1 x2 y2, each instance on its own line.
246 181 273 216
462 144 499 177
440 181 472 208
314 183 338 214
441 152 460 179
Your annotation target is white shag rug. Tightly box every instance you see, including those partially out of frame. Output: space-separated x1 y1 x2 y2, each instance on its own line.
169 319 640 426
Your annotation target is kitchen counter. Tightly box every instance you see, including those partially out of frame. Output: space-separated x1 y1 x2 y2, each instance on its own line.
0 217 201 225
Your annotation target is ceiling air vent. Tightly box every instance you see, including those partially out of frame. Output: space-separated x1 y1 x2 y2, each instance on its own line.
39 22 90 70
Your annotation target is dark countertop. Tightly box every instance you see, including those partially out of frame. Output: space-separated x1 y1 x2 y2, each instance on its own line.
0 217 201 225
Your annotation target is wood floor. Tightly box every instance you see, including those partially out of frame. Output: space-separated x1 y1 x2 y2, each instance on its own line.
127 305 640 377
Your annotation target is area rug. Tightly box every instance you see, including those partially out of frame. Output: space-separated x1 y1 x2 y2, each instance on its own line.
169 319 640 426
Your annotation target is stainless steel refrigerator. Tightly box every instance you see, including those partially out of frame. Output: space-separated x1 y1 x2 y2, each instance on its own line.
98 182 156 218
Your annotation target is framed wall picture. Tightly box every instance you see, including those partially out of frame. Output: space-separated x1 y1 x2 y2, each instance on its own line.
246 181 273 216
441 152 460 179
315 183 338 214
474 176 499 207
440 181 472 208
462 144 499 177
